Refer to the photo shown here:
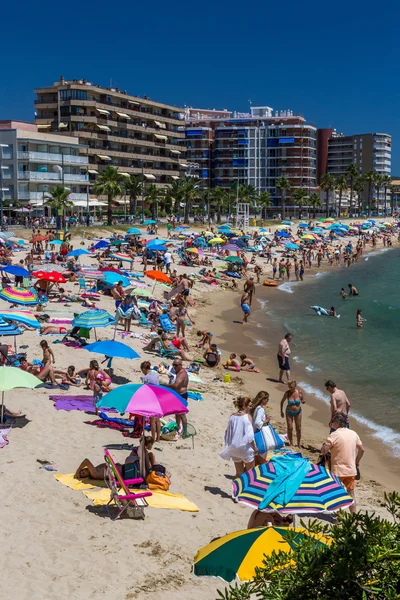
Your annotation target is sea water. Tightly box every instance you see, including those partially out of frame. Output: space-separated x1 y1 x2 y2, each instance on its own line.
264 248 400 456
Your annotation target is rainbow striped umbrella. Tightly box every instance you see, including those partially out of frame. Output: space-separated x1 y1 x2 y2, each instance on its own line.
0 310 41 329
72 309 115 329
110 253 135 263
0 287 38 306
232 461 353 514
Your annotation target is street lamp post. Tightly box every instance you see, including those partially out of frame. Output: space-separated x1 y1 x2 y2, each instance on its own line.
0 144 9 228
141 160 145 223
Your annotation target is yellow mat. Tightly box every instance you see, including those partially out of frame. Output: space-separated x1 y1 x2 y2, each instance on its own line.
54 474 199 512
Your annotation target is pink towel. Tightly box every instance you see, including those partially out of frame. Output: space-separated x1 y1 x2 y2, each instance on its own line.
0 428 11 448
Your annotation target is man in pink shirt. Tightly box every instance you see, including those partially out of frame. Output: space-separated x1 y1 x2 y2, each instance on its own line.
321 412 364 513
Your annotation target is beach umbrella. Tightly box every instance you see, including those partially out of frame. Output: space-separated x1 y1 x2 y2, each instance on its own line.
186 247 199 254
311 228 325 234
276 231 290 237
0 318 23 352
145 270 171 285
0 366 41 422
129 288 153 298
0 232 15 240
97 383 188 417
84 340 140 360
32 270 66 284
142 220 157 225
1 265 30 278
0 287 38 306
49 239 63 245
149 245 168 252
0 310 40 329
110 252 135 263
193 526 329 583
282 220 294 225
30 235 48 243
225 256 243 263
126 228 142 235
222 244 241 252
66 249 91 258
35 263 65 273
72 310 116 340
208 238 225 245
232 461 353 514
145 239 168 247
99 266 125 275
102 272 130 287
298 223 308 228
93 240 110 250
285 243 299 250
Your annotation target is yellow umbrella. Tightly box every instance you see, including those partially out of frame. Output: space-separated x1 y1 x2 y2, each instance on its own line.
186 247 199 254
209 237 225 244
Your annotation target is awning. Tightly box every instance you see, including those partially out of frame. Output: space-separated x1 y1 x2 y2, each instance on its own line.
88 169 98 174
97 155 111 161
180 163 188 168
96 108 110 115
171 175 179 180
129 100 140 105
58 123 68 129
37 124 51 129
144 173 156 180
154 134 167 140
119 172 130 177
158 122 166 129
116 112 131 119
97 124 111 131
89 200 107 207
170 149 181 155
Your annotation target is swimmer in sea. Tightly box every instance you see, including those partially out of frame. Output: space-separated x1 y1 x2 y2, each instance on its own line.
329 306 337 317
356 308 366 328
348 283 359 296
340 288 347 300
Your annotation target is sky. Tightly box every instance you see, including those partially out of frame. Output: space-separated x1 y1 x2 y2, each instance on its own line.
1 0 398 170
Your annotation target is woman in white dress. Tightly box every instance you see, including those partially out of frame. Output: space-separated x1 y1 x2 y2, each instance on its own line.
250 391 270 462
220 397 258 476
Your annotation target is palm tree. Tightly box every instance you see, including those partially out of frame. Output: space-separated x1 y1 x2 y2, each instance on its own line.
354 176 365 216
363 171 377 217
382 175 392 215
169 179 185 216
335 175 348 218
211 187 228 224
182 177 199 224
93 166 124 225
258 191 272 219
44 185 74 236
144 184 159 221
238 184 258 203
320 173 336 216
292 188 308 219
308 192 322 219
123 175 142 221
345 164 358 212
276 177 291 218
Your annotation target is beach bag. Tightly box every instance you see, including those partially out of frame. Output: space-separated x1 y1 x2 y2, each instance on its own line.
254 429 267 454
263 424 285 451
146 467 170 491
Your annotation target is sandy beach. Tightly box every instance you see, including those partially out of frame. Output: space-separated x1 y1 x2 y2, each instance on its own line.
1 222 398 600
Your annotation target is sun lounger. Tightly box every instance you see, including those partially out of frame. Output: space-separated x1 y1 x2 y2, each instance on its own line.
142 335 178 358
158 313 176 332
104 448 152 520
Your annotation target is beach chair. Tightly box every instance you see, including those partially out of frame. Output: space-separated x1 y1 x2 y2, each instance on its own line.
158 313 176 332
137 311 151 328
104 448 152 520
182 422 197 449
142 336 179 359
78 278 87 293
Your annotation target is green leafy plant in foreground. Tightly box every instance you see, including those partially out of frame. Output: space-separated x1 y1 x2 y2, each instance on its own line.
217 492 400 600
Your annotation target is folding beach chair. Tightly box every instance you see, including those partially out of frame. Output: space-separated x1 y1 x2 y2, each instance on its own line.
104 448 152 520
78 278 87 293
182 422 197 449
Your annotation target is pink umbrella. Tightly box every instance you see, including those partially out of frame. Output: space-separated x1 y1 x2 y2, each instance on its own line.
96 383 188 417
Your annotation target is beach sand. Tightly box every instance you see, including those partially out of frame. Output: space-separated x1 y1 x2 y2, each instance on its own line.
1 223 398 600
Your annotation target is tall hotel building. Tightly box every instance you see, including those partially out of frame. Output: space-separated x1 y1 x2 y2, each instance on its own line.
34 77 187 190
184 106 317 205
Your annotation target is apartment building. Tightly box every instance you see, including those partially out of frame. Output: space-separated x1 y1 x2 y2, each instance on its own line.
34 77 186 189
0 120 89 209
184 106 317 206
319 130 392 208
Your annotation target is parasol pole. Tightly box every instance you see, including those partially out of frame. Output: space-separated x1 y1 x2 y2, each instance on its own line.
1 390 4 424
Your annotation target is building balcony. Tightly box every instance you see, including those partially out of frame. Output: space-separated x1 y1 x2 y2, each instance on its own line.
18 191 89 201
17 151 88 165
18 172 88 183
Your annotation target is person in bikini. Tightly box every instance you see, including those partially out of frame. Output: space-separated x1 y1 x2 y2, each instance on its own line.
280 380 305 447
203 343 220 368
224 353 241 372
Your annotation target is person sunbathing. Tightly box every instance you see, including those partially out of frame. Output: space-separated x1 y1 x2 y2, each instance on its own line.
240 354 260 373
53 365 81 387
75 437 156 480
19 358 58 387
40 325 68 335
247 509 294 529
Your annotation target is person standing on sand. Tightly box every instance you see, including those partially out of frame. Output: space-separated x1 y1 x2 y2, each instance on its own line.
241 291 251 324
325 380 351 426
165 358 188 436
320 412 364 513
277 333 292 383
280 380 305 447
220 396 258 477
272 258 278 280
243 276 255 305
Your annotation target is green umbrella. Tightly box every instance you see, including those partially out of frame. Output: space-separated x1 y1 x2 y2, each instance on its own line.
0 366 41 422
130 288 153 298
225 256 243 263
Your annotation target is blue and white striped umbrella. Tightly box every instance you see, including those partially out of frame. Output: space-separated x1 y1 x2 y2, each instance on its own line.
0 318 23 337
72 309 116 329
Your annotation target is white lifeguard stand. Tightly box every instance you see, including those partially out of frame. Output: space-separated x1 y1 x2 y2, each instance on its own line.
235 202 250 231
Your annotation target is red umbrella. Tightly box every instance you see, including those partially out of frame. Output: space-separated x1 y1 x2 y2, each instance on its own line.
32 270 66 283
100 266 125 275
30 235 48 243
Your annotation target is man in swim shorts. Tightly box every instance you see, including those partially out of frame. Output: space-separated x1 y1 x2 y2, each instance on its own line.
325 380 351 426
277 333 292 383
241 291 251 324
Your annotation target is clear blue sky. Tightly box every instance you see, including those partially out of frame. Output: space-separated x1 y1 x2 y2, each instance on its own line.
1 0 397 170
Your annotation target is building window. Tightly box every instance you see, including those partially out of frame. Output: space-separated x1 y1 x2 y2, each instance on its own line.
2 145 13 159
60 90 88 101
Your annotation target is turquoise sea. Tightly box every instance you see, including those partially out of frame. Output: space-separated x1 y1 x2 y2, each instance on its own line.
257 247 400 457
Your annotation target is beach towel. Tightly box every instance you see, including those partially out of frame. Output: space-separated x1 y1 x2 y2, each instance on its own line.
50 395 115 412
0 427 11 448
187 391 203 401
54 474 199 512
258 455 311 510
159 313 175 332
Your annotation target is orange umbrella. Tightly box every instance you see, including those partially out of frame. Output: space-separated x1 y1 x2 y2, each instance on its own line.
30 235 48 243
145 270 172 285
